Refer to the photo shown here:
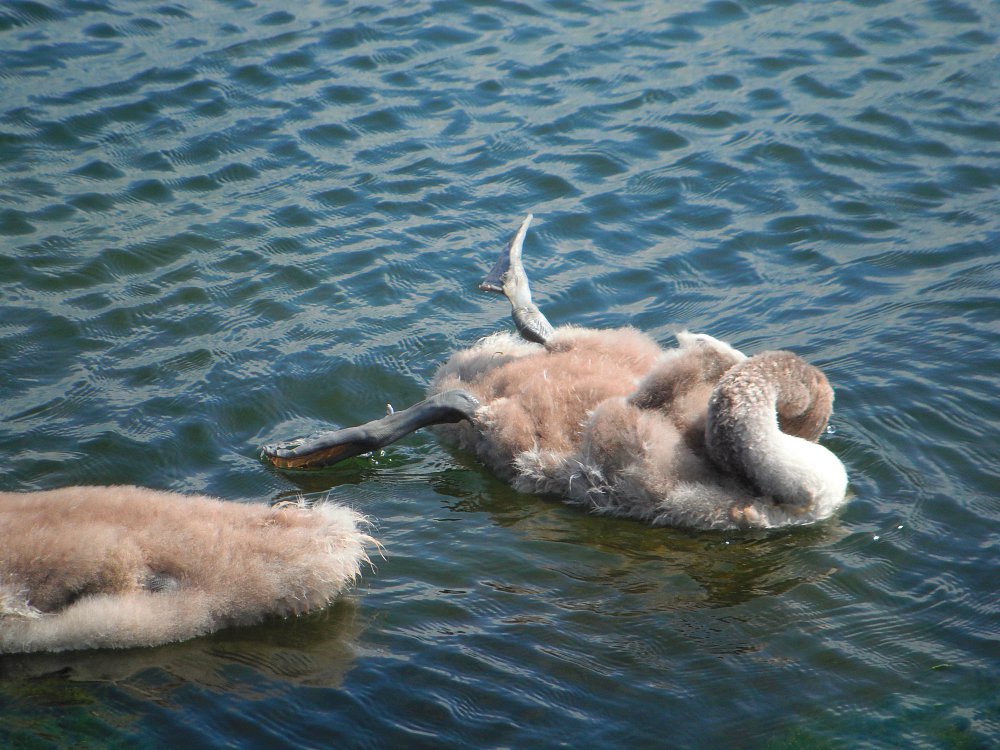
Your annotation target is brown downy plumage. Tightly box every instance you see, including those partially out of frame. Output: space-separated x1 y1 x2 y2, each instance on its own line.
262 215 848 531
1 486 374 653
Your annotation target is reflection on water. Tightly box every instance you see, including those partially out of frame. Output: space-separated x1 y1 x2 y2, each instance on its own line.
433 469 850 608
0 599 362 690
0 600 363 745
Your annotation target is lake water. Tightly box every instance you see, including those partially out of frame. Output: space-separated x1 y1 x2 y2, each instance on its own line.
1 0 998 747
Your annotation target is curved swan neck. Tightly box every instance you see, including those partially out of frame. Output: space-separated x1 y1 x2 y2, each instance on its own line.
706 352 846 513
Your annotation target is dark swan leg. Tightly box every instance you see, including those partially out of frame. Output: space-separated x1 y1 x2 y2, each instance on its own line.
261 389 480 469
479 213 555 345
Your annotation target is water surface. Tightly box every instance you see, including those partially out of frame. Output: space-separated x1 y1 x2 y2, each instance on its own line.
1 0 998 747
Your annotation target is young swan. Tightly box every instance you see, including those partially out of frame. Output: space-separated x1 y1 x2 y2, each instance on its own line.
0 486 373 653
262 215 848 530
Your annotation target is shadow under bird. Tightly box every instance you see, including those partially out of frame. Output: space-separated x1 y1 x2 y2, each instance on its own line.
262 215 848 531
0 486 374 653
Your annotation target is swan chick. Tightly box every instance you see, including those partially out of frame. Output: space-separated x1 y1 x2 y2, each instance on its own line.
1 486 375 653
261 216 848 531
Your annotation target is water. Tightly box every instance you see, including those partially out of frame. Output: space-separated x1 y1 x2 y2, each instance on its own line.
1 0 998 747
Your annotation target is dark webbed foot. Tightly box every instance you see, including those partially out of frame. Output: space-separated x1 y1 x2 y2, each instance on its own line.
479 214 554 345
261 390 480 470
143 572 179 593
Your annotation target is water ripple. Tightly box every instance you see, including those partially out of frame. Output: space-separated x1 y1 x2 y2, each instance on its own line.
2 0 999 747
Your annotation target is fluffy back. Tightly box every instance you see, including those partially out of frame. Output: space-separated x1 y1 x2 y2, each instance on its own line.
430 326 664 475
0 486 374 653
429 327 846 530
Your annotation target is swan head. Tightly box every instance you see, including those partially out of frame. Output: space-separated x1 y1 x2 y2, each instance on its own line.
772 356 835 443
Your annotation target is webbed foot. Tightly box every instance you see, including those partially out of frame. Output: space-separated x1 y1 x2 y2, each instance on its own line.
479 214 554 345
261 390 480 470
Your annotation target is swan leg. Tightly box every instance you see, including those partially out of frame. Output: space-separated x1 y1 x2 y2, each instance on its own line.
261 389 480 470
479 214 555 345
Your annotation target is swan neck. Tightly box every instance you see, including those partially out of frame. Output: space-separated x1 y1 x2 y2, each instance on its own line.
706 353 845 511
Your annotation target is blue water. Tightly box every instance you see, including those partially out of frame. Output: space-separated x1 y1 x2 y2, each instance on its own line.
1 0 998 747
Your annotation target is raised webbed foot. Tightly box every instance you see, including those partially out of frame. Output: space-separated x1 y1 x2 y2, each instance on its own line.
262 390 480 469
479 214 554 345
